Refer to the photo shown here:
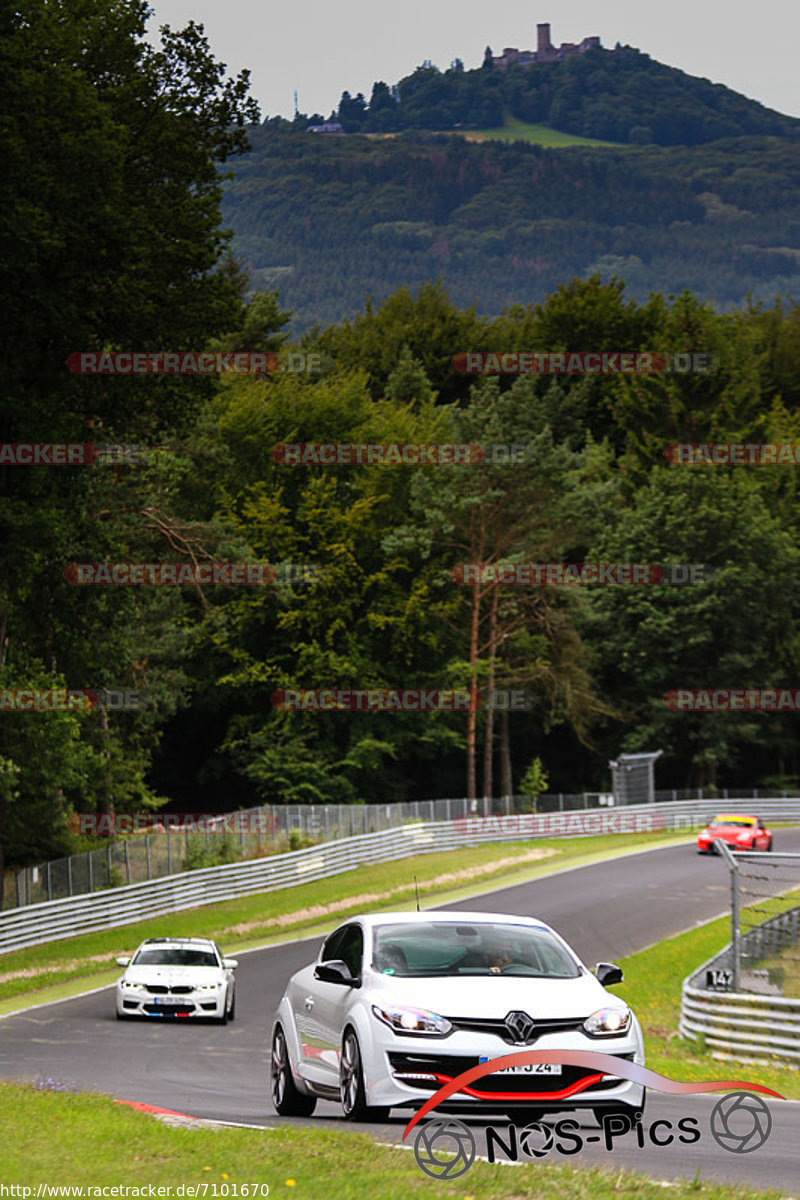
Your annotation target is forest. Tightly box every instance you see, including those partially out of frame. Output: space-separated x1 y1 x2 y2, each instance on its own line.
225 125 800 333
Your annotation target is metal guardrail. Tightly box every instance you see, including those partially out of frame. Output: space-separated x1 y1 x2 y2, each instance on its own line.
2 798 800 956
680 895 800 1066
5 786 797 910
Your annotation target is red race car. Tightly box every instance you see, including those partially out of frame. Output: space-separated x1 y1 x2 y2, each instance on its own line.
697 814 773 854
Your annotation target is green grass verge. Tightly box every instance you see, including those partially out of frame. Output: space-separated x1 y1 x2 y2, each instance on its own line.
617 915 799 1098
0 1082 787 1198
0 832 689 1011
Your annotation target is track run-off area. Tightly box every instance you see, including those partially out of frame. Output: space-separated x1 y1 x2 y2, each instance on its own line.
2 833 799 1192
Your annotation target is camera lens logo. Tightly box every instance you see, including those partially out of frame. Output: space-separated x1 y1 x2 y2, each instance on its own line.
519 1121 554 1158
413 1117 476 1179
710 1092 772 1153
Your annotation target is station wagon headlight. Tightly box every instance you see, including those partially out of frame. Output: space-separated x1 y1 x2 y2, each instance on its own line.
372 1004 452 1037
584 1007 631 1037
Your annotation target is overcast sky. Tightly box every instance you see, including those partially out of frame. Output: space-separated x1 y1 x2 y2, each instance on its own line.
148 0 800 121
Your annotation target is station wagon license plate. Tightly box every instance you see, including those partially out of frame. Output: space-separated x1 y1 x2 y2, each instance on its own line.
479 1058 562 1075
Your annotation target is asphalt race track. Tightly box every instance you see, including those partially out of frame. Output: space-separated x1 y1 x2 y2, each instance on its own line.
2 834 799 1191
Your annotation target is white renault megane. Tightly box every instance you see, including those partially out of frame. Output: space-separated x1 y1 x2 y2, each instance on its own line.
271 911 645 1123
115 937 237 1022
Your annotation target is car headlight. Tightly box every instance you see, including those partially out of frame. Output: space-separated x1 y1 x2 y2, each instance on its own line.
372 1004 452 1037
121 981 146 991
583 1007 632 1037
197 983 222 991
736 832 751 842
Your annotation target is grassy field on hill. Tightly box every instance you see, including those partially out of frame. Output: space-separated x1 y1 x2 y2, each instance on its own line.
457 116 623 148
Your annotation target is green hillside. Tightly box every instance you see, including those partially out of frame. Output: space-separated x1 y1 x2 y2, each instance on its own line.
224 126 800 333
327 45 800 147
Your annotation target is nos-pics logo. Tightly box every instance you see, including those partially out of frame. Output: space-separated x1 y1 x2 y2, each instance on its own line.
413 1093 774 1180
403 1053 782 1180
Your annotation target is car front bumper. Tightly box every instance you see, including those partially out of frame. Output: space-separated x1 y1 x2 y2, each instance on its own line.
360 1025 646 1113
116 987 227 1018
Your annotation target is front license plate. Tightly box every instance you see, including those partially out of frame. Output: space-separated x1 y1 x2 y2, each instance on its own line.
153 996 186 1006
479 1058 562 1076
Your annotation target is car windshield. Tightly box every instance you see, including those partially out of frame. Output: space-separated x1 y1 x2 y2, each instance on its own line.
371 921 580 978
132 948 219 967
710 818 755 829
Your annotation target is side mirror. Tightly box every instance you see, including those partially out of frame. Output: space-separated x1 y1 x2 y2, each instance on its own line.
315 959 358 986
116 956 130 967
595 962 624 987
222 958 238 969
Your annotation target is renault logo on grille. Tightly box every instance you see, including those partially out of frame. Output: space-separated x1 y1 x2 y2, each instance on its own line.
505 1010 536 1042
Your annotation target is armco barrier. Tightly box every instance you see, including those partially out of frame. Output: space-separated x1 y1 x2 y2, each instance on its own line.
680 901 800 1066
7 787 798 910
2 799 800 955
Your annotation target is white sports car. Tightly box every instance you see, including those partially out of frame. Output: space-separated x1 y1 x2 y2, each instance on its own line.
271 910 645 1123
115 937 237 1022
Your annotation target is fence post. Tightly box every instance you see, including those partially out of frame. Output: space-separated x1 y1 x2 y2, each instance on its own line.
88 852 94 893
718 840 741 992
67 856 73 897
124 839 131 882
25 868 30 906
47 861 52 902
167 830 172 875
146 835 151 880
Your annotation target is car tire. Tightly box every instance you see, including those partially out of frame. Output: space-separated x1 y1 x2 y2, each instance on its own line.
115 1010 131 1020
227 989 236 1023
767 837 774 851
271 1025 317 1117
340 1028 390 1122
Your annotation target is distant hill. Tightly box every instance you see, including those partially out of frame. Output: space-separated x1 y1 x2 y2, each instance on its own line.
326 45 800 148
223 126 800 333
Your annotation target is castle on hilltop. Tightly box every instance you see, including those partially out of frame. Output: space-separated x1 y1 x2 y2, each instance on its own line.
487 22 601 70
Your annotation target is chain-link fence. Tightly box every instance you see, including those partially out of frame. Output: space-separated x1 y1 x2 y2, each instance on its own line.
2 784 796 911
716 840 800 997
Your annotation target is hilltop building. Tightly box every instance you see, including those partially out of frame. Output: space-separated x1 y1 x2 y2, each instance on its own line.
487 23 601 70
